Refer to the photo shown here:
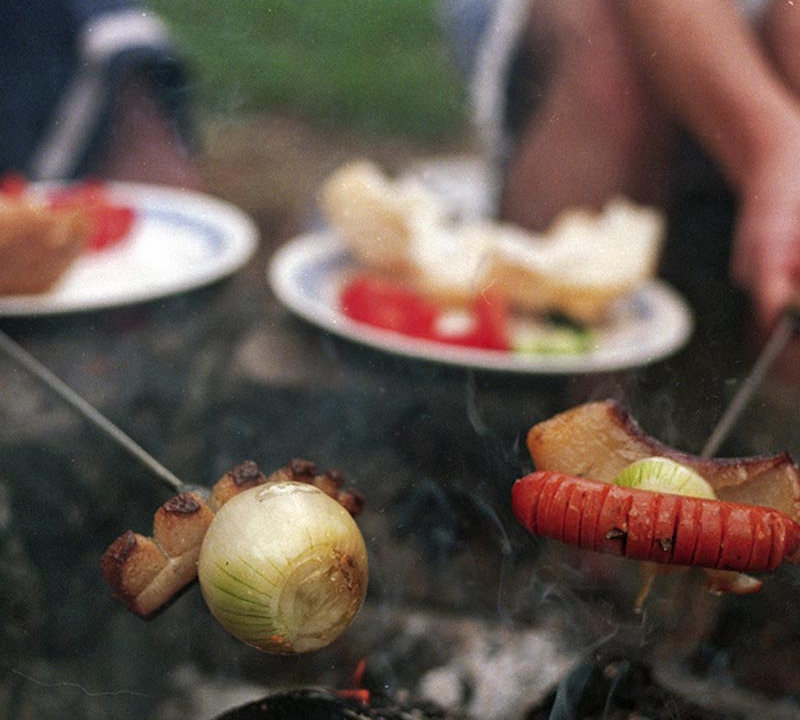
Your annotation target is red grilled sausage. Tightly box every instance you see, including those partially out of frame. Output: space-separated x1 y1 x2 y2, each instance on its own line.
511 471 800 572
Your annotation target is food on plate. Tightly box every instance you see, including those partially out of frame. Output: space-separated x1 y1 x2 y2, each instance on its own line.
320 159 664 327
320 159 448 277
101 459 367 653
514 400 800 599
339 271 594 354
340 274 511 351
48 181 135 252
513 321 592 355
0 191 90 295
0 175 136 295
489 201 664 323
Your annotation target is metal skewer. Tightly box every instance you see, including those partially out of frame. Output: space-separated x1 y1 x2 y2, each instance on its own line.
701 306 800 459
0 329 186 492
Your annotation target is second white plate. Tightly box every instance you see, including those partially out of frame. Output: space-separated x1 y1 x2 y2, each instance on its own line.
268 233 693 375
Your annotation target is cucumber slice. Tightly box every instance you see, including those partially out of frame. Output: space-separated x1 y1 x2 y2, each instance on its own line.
513 325 592 355
613 457 716 499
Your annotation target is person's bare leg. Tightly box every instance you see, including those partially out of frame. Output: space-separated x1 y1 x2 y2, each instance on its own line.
500 0 673 231
762 1 800 96
95 72 203 190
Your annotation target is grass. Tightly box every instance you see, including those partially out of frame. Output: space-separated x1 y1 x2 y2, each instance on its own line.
149 0 469 141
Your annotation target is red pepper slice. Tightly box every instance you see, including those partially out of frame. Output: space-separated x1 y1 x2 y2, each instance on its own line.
651 492 680 563
562 483 589 546
693 501 723 567
748 510 773 570
671 496 701 565
716 505 750 569
579 481 609 549
595 485 634 556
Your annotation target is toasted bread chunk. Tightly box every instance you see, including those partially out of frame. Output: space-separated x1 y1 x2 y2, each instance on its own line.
100 491 214 617
320 160 445 274
488 200 663 323
207 460 268 511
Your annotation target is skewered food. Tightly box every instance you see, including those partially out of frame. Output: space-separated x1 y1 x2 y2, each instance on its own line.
513 400 800 598
101 459 367 653
512 470 800 573
100 491 215 617
613 456 716 499
526 400 800 521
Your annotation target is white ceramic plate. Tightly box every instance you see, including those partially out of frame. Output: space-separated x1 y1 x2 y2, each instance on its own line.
268 233 693 374
0 182 259 316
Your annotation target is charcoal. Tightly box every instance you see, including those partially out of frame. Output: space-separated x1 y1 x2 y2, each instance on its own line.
215 687 468 720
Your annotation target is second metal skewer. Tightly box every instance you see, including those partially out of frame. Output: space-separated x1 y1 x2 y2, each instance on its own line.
0 329 186 493
701 306 800 458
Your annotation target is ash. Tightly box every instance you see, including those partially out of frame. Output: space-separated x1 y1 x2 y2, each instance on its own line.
153 606 575 720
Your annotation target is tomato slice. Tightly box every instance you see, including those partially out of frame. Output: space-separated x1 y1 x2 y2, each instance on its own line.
438 291 511 351
1 175 134 252
340 275 512 351
340 275 440 340
88 203 136 250
49 181 135 251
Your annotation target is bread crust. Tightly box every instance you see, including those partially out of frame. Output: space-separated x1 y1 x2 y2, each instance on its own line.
320 160 665 324
0 198 89 295
100 492 214 617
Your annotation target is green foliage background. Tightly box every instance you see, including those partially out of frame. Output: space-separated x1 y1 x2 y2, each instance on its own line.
149 0 469 141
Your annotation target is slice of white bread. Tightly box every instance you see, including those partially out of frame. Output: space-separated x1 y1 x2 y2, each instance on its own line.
320 160 664 323
319 160 448 274
487 200 665 323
